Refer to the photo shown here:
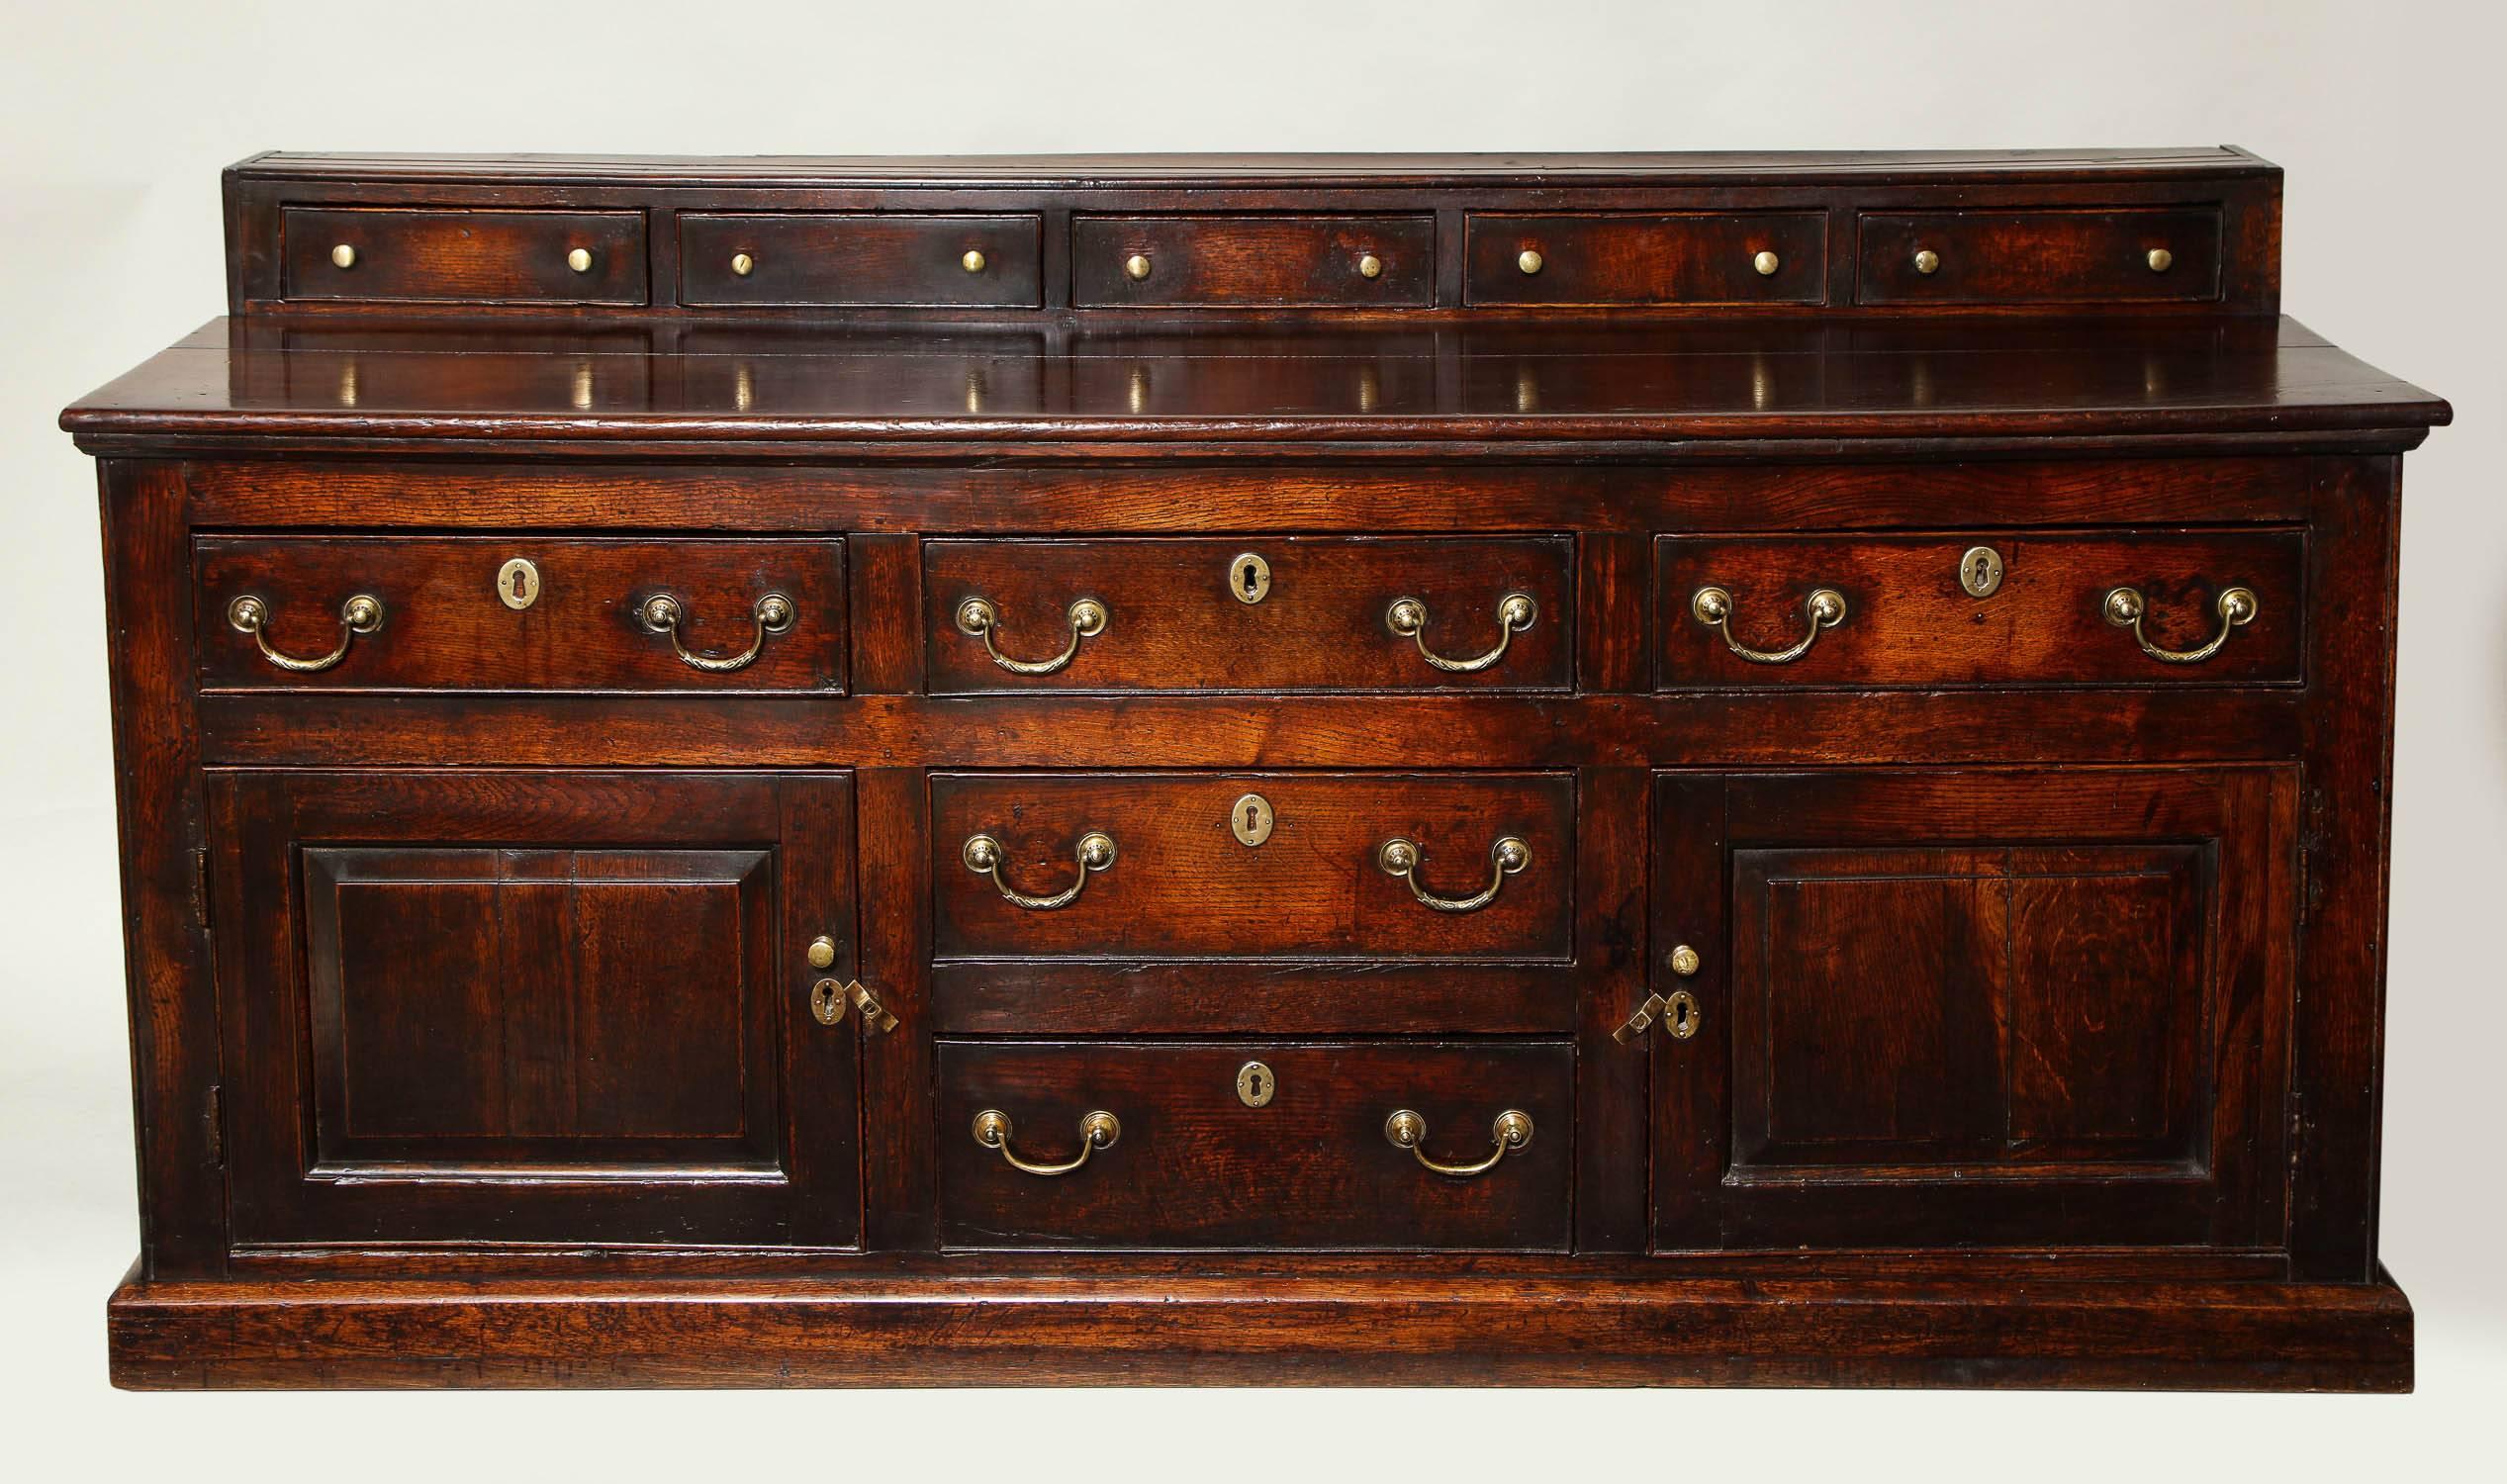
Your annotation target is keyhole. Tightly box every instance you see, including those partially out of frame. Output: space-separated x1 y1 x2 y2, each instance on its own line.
1242 566 1257 598
1970 554 1990 587
1245 800 1260 834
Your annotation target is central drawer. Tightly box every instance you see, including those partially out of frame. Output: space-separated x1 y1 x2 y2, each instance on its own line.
932 772 1574 961
925 535 1572 693
939 1040 1573 1250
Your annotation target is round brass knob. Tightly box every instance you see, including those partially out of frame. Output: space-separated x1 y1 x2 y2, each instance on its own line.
566 247 594 274
1357 252 1384 279
806 934 837 970
2147 246 2175 273
730 252 755 277
1752 249 1781 276
963 248 987 273
329 243 357 270
1517 248 1544 275
1913 248 1941 276
1669 944 1701 976
1124 253 1153 281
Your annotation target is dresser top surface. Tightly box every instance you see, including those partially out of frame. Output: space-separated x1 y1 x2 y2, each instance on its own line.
62 314 2447 451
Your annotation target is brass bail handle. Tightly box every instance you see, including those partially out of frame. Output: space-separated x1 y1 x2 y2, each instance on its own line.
640 592 794 673
1384 591 1538 674
973 1108 1121 1176
1376 835 1529 914
2103 585 2258 664
963 830 1116 911
1383 1108 1534 1178
1690 585 1846 665
227 593 384 674
956 596 1108 676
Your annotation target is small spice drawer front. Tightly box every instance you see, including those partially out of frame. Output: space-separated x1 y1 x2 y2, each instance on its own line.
939 1040 1573 1250
1466 213 1828 305
197 534 846 692
1656 528 2303 688
281 208 649 305
678 213 1042 307
932 772 1574 962
926 535 1571 693
1070 215 1436 307
1857 208 2223 305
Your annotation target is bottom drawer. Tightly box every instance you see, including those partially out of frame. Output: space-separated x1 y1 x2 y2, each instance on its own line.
939 1041 1572 1250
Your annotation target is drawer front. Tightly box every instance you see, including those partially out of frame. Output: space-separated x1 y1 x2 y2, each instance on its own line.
926 536 1572 693
198 535 846 693
1071 215 1436 308
1857 209 2223 305
932 773 1574 961
1656 529 2302 688
679 213 1042 307
940 1041 1573 1250
1467 213 1827 305
282 208 649 305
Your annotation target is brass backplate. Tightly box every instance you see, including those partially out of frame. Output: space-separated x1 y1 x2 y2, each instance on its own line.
1959 545 2005 599
1231 792 1275 847
498 557 542 610
1228 551 1271 604
810 977 846 1026
1236 1061 1276 1107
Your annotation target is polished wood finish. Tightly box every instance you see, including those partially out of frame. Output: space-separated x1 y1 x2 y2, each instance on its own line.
63 151 2449 1391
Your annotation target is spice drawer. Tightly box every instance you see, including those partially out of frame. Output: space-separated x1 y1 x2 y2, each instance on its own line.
1857 208 2223 305
1070 215 1436 307
678 213 1042 307
939 1040 1573 1250
281 208 648 305
1466 212 1827 305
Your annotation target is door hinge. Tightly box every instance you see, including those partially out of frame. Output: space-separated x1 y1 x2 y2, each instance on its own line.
205 1083 225 1166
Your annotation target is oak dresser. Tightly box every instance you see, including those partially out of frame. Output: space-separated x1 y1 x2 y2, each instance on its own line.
63 148 2449 1389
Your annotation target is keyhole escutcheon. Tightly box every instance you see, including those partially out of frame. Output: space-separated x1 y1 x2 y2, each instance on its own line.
497 557 541 610
1236 1061 1276 1108
1958 544 2004 600
1231 791 1275 847
1228 551 1271 604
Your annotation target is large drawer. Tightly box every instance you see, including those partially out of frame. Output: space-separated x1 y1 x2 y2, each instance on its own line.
281 208 648 305
1857 208 2223 306
1466 213 1827 305
939 1040 1573 1250
925 535 1571 693
1071 215 1436 308
678 213 1042 307
932 772 1574 961
198 535 847 692
1656 528 2303 688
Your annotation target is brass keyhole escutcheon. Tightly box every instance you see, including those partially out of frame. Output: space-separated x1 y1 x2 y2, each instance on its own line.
1959 545 2005 600
810 977 846 1026
1229 551 1271 604
1663 990 1700 1041
498 557 541 610
1236 1061 1275 1108
1231 792 1275 847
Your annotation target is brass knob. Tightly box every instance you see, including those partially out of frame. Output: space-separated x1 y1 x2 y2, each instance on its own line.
730 252 755 277
566 247 594 274
1913 248 1941 276
329 243 357 269
1124 253 1153 281
1357 252 1384 279
962 248 987 273
1517 248 1544 275
1669 944 1700 976
2147 246 2175 273
1752 250 1781 276
806 934 837 970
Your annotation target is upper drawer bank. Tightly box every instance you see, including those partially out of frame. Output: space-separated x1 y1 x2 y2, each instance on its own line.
933 772 1573 961
1657 527 2303 688
680 213 1043 307
927 536 1571 693
1857 208 2224 306
198 535 845 692
282 208 648 305
1071 215 1436 308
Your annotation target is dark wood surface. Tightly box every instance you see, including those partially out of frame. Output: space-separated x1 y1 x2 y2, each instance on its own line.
65 150 2445 1390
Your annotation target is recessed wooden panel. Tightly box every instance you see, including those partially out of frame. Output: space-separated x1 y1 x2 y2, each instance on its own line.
925 536 1572 693
282 208 648 305
932 772 1574 961
1858 209 2223 305
679 213 1041 307
938 1041 1572 1249
1071 215 1435 307
1466 213 1826 305
1656 528 2304 688
197 535 846 693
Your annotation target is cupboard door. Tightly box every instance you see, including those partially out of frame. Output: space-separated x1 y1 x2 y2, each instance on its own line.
1652 768 2293 1252
210 770 859 1249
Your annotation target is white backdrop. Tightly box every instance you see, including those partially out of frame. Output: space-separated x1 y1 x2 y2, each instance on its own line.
4 2 2499 1478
